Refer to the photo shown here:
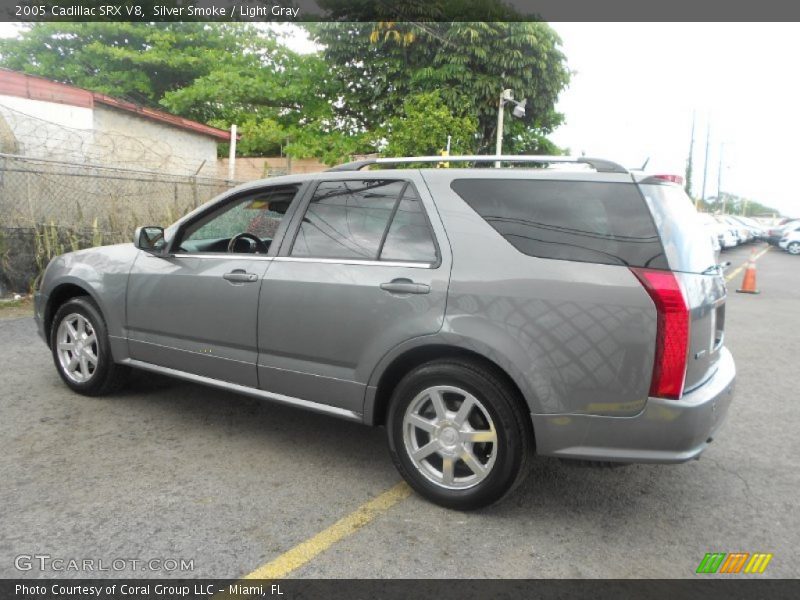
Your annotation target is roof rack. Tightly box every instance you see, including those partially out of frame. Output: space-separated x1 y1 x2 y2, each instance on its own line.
327 155 628 174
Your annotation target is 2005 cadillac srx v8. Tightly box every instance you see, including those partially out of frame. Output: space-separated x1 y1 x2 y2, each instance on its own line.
35 155 735 509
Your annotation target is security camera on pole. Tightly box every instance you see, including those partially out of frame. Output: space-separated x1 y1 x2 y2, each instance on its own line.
495 89 527 167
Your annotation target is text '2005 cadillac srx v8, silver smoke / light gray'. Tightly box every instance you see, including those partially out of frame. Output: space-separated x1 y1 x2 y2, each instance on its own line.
34 155 735 509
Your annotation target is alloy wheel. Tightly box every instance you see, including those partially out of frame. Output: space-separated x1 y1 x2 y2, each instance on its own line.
402 385 498 490
56 313 99 383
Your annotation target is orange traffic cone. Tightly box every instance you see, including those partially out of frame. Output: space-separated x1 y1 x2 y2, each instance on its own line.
736 251 760 294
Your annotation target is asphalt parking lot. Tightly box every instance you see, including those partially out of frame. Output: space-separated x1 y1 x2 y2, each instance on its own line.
1 242 797 579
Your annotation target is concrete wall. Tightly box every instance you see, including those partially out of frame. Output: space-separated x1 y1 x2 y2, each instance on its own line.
217 156 328 181
0 96 220 178
93 105 219 177
0 95 93 159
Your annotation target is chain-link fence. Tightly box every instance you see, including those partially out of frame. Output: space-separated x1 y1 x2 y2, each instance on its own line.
0 154 240 293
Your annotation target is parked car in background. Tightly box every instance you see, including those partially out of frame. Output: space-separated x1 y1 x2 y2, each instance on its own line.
33 155 736 510
768 219 800 245
724 216 753 243
779 223 800 255
714 215 744 246
708 230 721 254
698 213 729 251
729 215 765 241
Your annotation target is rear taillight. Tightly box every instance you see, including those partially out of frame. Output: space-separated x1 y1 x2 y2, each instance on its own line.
652 174 684 185
630 268 690 399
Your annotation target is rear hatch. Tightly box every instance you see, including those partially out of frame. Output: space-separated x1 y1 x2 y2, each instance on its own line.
636 178 726 392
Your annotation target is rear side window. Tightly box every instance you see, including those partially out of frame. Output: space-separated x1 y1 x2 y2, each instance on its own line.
639 184 717 274
291 179 437 262
380 187 438 263
451 179 667 269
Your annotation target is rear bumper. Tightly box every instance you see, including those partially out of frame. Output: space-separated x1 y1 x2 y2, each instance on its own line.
532 347 736 463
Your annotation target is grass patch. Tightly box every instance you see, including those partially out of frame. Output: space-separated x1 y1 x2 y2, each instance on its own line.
0 295 33 319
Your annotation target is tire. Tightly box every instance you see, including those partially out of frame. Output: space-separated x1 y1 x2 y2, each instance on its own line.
386 359 532 510
788 242 800 255
50 296 128 396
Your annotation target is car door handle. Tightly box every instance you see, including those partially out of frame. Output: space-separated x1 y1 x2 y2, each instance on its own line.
223 270 258 283
380 279 431 294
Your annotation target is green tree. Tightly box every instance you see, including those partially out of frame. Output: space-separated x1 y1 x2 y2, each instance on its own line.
0 23 361 161
1 16 572 163
701 193 781 217
308 20 570 154
381 90 477 156
0 22 257 106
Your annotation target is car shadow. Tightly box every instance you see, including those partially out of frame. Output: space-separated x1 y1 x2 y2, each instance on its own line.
109 369 723 517
109 369 390 472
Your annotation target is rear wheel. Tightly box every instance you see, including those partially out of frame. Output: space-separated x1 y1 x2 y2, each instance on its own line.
788 242 800 255
386 359 532 510
50 296 128 395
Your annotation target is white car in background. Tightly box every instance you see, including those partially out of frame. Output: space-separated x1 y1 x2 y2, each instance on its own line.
722 215 753 243
701 214 736 249
779 224 800 255
729 215 765 241
697 213 724 252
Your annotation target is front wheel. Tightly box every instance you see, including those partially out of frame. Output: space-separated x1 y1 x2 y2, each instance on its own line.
788 242 800 255
50 296 128 395
386 359 532 510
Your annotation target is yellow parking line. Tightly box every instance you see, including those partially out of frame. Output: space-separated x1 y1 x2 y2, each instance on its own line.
725 245 770 282
242 481 412 580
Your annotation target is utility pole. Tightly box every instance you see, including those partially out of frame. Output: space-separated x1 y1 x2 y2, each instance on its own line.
717 142 725 214
687 111 696 205
495 89 526 168
228 124 237 181
495 89 509 168
700 114 711 206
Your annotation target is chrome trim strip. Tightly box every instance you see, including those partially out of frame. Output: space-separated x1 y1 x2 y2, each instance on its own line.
126 336 255 362
167 254 274 261
273 257 434 268
120 359 363 423
159 254 433 268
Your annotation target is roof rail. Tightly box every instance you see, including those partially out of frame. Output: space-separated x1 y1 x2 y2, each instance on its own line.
326 155 628 174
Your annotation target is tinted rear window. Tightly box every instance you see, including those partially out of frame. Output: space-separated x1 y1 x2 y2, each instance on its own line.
450 179 667 269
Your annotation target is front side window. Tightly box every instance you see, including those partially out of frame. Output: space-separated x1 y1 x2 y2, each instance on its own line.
291 179 437 263
178 185 299 253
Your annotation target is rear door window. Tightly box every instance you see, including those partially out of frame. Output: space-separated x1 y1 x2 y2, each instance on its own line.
450 179 667 269
291 179 437 263
379 186 438 263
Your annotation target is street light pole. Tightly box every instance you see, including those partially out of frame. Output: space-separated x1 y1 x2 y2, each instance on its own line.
718 141 732 214
700 115 711 205
495 89 510 168
495 89 526 168
717 142 725 214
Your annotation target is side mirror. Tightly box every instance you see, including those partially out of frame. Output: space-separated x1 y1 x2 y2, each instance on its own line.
134 226 166 255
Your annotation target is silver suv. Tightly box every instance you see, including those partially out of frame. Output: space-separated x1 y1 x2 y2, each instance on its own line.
34 156 736 509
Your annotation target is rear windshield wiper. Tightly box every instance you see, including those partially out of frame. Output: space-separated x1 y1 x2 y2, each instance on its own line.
701 261 732 275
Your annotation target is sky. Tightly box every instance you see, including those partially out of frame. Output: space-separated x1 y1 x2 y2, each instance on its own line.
550 23 800 217
1 22 797 216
